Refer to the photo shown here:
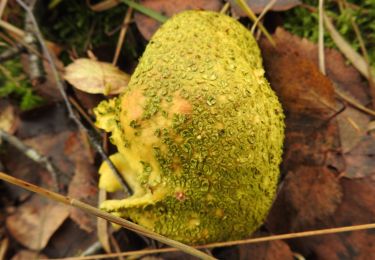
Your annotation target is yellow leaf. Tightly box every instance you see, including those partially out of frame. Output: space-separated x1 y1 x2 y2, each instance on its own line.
64 58 130 95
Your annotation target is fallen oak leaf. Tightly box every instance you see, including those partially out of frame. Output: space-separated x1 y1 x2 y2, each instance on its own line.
134 0 223 40
64 58 130 95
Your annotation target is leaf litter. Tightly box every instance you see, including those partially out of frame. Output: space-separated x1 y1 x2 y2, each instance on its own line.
260 27 375 259
1 1 375 259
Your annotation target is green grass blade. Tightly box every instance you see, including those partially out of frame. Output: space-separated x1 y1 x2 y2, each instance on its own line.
121 0 168 23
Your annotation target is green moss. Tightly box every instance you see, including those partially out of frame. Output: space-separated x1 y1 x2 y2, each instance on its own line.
0 59 44 110
283 0 375 67
95 11 284 245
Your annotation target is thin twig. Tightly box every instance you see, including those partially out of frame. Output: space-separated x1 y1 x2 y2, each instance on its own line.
340 0 375 107
334 87 375 117
68 96 99 133
323 13 370 80
88 0 120 12
0 63 21 89
0 130 60 192
112 7 133 65
109 235 124 260
220 2 230 14
235 0 275 46
0 172 216 260
318 0 326 74
0 20 25 39
0 0 8 19
81 241 104 257
48 221 375 260
0 31 18 47
251 0 277 34
16 0 132 197
24 0 45 85
0 237 9 260
0 44 24 62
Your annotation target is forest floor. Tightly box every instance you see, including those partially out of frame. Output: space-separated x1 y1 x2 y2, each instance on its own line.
0 0 374 259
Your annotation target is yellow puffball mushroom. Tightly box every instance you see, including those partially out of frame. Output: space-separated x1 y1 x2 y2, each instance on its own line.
94 11 284 245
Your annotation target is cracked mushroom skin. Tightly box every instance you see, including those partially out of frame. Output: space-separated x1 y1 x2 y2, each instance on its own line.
94 11 284 245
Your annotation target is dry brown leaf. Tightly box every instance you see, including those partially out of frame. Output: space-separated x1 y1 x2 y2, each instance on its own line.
271 177 375 259
20 49 64 102
260 31 343 174
1 145 51 200
97 189 111 253
267 166 343 233
11 250 47 260
64 58 130 95
237 239 294 260
266 28 370 104
0 100 19 135
229 0 300 15
65 132 98 233
134 0 223 40
38 218 97 258
337 106 370 153
68 160 98 233
24 131 76 177
214 236 294 260
343 134 375 178
6 196 69 250
260 27 375 181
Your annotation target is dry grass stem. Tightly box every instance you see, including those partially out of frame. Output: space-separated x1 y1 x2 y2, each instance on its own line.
220 2 230 14
0 0 8 19
334 87 375 117
0 172 216 260
97 189 111 253
112 7 133 65
68 96 100 133
0 20 25 39
235 0 276 46
251 0 277 34
51 222 375 260
318 0 326 74
323 14 369 80
88 0 120 12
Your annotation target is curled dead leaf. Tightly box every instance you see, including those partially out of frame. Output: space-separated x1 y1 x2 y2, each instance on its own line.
64 58 130 95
